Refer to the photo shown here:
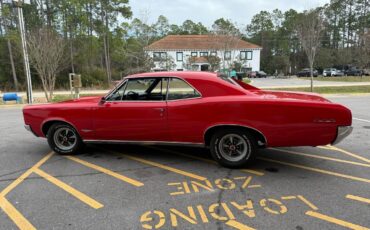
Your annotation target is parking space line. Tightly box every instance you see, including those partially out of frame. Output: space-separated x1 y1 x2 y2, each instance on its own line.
0 152 54 197
318 146 370 164
346 195 370 205
0 196 36 230
258 157 370 184
353 117 370 123
306 211 370 230
64 156 144 187
270 148 370 168
225 219 256 230
297 195 318 210
33 168 104 209
116 152 208 181
147 146 264 176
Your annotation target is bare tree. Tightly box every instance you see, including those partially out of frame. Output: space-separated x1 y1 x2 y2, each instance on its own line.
27 27 66 102
296 10 325 92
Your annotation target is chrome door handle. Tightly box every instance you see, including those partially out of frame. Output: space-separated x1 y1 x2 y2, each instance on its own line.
154 108 165 112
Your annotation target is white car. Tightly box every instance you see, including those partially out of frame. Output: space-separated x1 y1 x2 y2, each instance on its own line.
323 68 337 77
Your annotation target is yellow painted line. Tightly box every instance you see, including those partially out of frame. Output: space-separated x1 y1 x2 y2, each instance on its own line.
346 195 370 205
0 152 54 197
306 211 370 230
33 168 103 209
147 146 264 176
318 146 370 164
118 152 208 181
225 219 256 230
65 156 144 187
281 196 297 200
0 196 36 230
271 148 370 168
258 157 370 184
297 195 318 210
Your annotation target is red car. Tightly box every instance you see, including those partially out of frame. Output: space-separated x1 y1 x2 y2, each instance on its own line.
23 72 353 167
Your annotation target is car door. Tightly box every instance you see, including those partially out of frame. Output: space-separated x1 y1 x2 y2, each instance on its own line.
166 77 205 144
93 77 169 142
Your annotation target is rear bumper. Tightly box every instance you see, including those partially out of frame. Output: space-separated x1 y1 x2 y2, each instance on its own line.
332 126 353 145
24 124 38 137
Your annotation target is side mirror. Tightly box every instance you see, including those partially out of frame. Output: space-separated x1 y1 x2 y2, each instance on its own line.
99 96 106 105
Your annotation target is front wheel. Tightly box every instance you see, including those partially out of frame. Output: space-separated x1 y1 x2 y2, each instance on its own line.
47 123 84 155
210 129 257 168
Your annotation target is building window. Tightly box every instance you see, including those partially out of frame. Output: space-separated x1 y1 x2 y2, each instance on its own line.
191 52 198 57
210 51 217 56
176 52 183 62
241 51 253 60
200 52 208 57
224 51 231 60
153 52 167 61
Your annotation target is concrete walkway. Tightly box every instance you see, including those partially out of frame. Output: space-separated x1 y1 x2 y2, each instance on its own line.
250 77 370 89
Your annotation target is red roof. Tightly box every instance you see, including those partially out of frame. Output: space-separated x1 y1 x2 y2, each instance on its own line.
145 35 262 50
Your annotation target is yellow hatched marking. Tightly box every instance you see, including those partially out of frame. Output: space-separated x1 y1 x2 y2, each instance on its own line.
0 152 54 197
33 168 103 209
258 157 370 184
0 196 36 230
65 156 144 187
147 146 264 176
225 220 256 230
271 148 370 168
117 152 207 181
306 211 370 230
297 195 318 210
346 195 370 205
318 146 370 164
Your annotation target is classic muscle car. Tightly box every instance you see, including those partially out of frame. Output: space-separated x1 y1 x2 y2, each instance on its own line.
23 71 353 168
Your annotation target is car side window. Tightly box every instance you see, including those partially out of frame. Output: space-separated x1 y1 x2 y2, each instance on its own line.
167 78 201 100
122 78 168 101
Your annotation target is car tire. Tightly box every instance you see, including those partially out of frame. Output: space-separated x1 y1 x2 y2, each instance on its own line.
47 122 84 155
210 129 257 168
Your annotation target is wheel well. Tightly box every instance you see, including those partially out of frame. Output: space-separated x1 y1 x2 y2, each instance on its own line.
42 120 72 136
204 125 267 147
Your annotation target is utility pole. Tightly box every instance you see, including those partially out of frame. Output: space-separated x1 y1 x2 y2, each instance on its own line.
12 0 33 103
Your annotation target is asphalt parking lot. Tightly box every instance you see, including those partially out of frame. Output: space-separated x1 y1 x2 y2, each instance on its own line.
0 95 369 230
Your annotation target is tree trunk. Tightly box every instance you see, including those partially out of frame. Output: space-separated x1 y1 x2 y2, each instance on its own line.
7 39 19 91
100 1 111 84
309 64 314 92
69 27 75 73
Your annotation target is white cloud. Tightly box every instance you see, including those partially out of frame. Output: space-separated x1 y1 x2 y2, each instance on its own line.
129 0 330 28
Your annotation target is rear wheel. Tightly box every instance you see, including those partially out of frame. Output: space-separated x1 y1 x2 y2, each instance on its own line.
210 129 257 168
47 123 84 155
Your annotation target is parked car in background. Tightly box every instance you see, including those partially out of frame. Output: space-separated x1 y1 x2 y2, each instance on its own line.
323 68 337 77
248 71 267 78
297 68 318 77
345 68 363 76
362 69 370 76
335 70 345 76
23 71 352 168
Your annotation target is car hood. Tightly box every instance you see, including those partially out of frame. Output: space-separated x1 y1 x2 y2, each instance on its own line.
58 96 102 104
251 90 331 103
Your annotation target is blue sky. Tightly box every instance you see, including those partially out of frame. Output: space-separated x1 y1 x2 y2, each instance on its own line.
129 0 330 28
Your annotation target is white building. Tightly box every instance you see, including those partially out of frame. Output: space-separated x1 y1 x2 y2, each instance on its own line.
145 35 262 72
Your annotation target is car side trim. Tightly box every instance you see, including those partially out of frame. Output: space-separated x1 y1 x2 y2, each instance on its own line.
83 139 205 147
204 124 268 146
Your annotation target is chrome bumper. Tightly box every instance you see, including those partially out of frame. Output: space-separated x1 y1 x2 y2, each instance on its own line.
24 124 31 132
24 124 38 137
332 126 353 145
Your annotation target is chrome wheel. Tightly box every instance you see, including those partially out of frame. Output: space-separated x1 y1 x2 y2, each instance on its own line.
53 127 77 151
218 134 249 162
